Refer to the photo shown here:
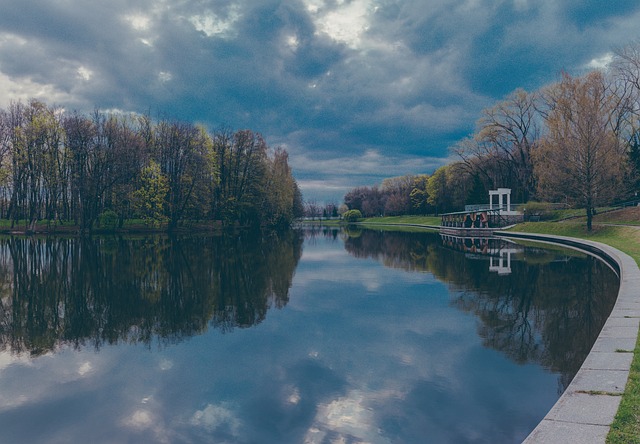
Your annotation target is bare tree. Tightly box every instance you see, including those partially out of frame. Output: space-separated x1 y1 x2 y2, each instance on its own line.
453 89 540 203
533 71 628 230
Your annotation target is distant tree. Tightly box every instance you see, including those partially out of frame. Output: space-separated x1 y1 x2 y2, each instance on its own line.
322 202 338 219
292 181 305 219
343 209 362 222
409 174 430 214
361 186 383 217
304 200 321 219
344 185 384 217
343 186 366 213
381 175 414 215
426 166 449 214
261 148 298 228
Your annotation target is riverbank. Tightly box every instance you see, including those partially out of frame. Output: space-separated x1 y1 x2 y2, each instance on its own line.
505 222 640 443
345 213 640 443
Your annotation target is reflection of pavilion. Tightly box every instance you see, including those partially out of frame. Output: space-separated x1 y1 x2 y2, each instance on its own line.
440 234 523 276
489 248 519 275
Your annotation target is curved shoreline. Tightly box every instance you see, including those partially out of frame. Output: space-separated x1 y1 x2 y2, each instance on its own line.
494 231 640 444
352 221 639 441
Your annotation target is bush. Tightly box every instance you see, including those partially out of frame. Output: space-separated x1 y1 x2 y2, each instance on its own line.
342 209 363 223
99 209 119 231
523 202 559 221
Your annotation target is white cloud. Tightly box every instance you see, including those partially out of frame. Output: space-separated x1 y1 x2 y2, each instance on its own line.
0 71 76 108
307 0 377 49
158 358 173 371
586 52 614 70
0 350 31 372
124 13 152 31
190 403 242 434
306 390 391 443
189 6 242 39
158 71 173 83
77 66 93 81
78 361 93 376
123 409 154 430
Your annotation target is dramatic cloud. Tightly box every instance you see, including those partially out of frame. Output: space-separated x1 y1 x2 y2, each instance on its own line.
1 0 639 202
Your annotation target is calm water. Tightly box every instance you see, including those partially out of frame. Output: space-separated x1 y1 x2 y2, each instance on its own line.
0 228 619 444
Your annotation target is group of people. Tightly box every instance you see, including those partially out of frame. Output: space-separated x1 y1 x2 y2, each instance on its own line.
441 211 490 229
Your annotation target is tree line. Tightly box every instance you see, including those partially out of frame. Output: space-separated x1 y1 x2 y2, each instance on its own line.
0 101 304 232
343 40 640 230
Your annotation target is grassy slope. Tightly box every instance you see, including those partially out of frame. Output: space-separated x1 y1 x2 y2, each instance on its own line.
506 211 640 443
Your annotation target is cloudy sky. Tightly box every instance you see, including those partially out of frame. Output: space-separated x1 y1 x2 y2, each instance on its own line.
1 0 639 203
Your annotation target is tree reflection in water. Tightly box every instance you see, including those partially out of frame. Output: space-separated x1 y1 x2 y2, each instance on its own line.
0 232 302 356
342 229 619 393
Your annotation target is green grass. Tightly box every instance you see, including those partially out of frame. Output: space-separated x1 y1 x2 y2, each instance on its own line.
608 355 640 443
358 215 441 226
526 206 615 221
297 219 343 227
506 221 640 443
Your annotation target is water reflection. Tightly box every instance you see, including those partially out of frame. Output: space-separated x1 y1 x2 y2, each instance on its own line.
0 228 623 443
0 232 302 355
441 234 519 274
343 229 619 392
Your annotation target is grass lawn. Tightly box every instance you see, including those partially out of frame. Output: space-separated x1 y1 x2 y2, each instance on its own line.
506 220 640 443
357 215 441 226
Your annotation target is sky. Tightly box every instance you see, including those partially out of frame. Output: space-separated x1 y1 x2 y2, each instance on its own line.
0 1 639 204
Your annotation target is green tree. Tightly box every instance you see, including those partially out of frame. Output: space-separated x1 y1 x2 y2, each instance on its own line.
261 148 297 228
409 174 430 214
153 120 212 231
132 160 169 227
426 166 449 214
213 129 268 227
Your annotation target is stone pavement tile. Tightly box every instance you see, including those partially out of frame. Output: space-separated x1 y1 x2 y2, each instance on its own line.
589 337 637 352
604 316 640 329
598 325 640 338
568 369 629 394
613 302 640 310
607 309 640 318
522 420 609 444
581 352 634 371
545 392 621 426
602 316 640 328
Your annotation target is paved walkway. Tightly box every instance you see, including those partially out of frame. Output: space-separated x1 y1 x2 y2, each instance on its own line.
495 232 640 444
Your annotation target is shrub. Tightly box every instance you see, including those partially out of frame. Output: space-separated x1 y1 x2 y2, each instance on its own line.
523 202 559 221
99 209 119 231
343 209 363 222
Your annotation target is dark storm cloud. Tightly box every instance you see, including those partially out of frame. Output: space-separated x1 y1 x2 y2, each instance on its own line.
1 0 640 202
